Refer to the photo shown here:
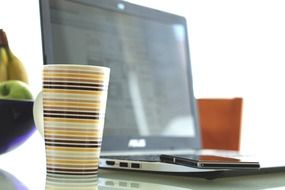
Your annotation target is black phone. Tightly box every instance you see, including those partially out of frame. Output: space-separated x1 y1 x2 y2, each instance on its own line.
160 154 260 169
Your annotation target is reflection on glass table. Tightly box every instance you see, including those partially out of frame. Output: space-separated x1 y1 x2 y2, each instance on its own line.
46 174 98 190
0 169 28 190
1 133 285 190
98 169 285 190
45 173 189 190
1 166 285 190
99 174 188 190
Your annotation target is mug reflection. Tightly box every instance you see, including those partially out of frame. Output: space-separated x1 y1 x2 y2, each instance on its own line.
45 174 98 190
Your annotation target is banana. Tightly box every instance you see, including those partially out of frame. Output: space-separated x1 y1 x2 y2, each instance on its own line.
6 49 29 84
0 48 8 82
0 29 29 84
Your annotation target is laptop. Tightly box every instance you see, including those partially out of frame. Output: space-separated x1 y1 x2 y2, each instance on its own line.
39 0 285 175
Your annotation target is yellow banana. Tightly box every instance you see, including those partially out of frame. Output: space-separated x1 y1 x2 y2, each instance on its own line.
0 48 8 82
6 49 29 84
0 29 29 84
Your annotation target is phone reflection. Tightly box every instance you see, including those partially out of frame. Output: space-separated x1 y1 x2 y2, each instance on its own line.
0 169 28 190
45 174 98 190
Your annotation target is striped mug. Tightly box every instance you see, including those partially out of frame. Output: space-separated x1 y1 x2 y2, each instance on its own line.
34 64 110 177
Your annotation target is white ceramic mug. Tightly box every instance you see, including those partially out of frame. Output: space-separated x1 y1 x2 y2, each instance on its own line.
33 64 110 177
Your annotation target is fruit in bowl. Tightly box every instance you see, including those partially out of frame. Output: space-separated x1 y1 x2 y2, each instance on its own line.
0 80 35 154
0 29 35 154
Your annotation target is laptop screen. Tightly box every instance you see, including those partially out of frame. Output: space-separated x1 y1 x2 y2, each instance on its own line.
40 0 201 151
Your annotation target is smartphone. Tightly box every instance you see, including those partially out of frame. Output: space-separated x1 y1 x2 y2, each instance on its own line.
160 154 260 169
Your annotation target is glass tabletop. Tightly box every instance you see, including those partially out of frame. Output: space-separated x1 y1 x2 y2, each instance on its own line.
1 132 285 190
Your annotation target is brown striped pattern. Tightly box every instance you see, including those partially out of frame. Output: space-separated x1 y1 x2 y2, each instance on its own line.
43 65 110 176
45 174 98 190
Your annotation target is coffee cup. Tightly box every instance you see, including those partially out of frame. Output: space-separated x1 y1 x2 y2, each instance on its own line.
33 64 110 176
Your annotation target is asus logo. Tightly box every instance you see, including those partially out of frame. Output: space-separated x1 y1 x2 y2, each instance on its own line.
128 139 146 148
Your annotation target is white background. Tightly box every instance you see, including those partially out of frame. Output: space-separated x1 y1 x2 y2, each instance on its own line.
128 0 285 155
1 0 285 187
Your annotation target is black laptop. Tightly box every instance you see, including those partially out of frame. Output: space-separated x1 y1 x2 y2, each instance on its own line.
39 0 285 175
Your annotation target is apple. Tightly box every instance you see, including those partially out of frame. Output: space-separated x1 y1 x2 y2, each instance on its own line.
0 80 33 100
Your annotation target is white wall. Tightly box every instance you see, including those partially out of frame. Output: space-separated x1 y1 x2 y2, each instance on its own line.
0 0 43 97
129 0 285 154
0 1 45 187
1 0 285 157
